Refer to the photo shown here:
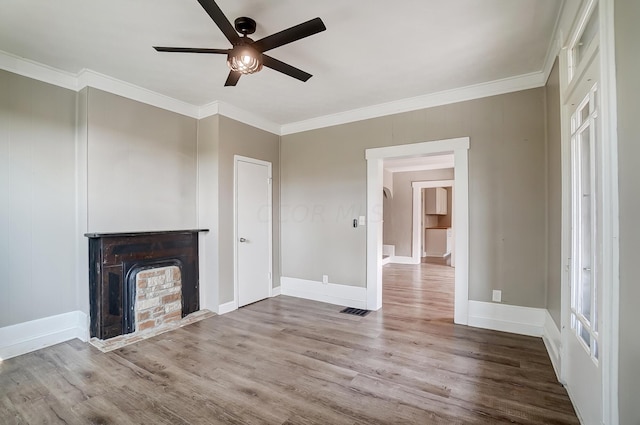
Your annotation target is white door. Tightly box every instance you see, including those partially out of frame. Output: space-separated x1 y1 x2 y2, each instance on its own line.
235 156 272 307
564 55 602 424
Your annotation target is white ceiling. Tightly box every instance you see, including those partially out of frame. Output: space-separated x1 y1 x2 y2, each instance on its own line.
384 154 455 173
0 0 561 126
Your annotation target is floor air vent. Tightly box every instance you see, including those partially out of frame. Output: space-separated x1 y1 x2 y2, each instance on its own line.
339 307 371 317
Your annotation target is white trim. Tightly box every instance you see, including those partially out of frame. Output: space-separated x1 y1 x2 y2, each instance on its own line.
384 162 455 174
281 72 545 135
411 180 454 264
280 277 367 309
542 0 568 82
365 138 469 325
76 69 199 118
467 301 546 337
0 49 558 138
0 50 282 133
366 138 470 160
198 101 220 119
388 256 419 265
598 0 619 422
271 286 281 297
233 155 273 309
0 49 78 90
215 102 282 135
543 311 563 381
381 256 391 266
217 301 237 315
0 311 88 361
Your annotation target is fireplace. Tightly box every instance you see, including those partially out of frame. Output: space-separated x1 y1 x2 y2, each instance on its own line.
85 229 207 340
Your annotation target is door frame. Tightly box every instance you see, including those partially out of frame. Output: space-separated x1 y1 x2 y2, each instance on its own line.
365 137 469 325
411 180 454 264
233 155 273 309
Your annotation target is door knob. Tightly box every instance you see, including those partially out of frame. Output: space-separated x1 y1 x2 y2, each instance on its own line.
239 237 247 243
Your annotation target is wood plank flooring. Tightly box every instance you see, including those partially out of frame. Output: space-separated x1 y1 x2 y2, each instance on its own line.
0 263 578 424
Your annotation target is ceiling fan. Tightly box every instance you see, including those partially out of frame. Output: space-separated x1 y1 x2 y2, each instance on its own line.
153 0 326 86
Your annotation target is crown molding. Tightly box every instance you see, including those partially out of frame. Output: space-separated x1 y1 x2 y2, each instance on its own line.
77 69 200 118
541 0 567 83
280 71 547 136
0 49 78 91
1 49 552 138
215 101 282 135
198 100 280 134
198 101 220 119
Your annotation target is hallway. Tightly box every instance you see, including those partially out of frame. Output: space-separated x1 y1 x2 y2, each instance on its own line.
383 262 454 321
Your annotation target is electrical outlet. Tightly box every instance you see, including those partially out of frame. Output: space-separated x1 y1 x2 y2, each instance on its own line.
322 275 329 285
492 290 502 303
358 215 366 226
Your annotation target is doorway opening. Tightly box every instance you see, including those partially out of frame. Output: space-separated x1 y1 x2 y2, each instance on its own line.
379 155 455 320
365 138 469 325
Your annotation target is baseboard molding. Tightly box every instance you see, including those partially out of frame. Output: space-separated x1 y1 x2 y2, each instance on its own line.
217 301 237 315
389 256 419 265
381 256 391 265
271 286 281 297
281 277 367 309
467 301 546 337
0 311 88 361
542 310 562 380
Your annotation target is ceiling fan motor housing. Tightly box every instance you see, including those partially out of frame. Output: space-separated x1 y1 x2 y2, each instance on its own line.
234 17 256 35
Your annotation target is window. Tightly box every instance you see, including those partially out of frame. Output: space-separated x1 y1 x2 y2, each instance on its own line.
570 85 599 362
568 4 599 83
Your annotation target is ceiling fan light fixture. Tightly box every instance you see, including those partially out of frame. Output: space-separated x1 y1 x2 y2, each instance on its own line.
227 46 263 74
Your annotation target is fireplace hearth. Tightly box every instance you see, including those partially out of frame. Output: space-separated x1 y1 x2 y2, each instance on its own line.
85 229 207 340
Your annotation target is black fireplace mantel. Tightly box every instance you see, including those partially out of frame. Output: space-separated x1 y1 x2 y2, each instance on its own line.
86 229 208 340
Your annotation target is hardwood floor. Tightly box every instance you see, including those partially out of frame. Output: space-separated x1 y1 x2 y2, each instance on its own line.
0 264 578 424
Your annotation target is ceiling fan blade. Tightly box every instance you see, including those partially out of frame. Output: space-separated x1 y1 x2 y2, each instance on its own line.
262 55 312 82
154 47 230 54
225 71 242 86
253 17 326 53
196 0 240 44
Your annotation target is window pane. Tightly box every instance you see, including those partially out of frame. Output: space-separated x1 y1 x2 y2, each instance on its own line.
578 321 591 348
580 103 590 125
579 129 592 322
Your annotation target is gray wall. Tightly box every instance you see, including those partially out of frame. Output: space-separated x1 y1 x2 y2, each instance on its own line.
217 116 280 304
0 70 77 327
387 169 454 257
196 114 220 311
86 88 198 233
545 59 562 328
615 1 640 423
282 88 548 307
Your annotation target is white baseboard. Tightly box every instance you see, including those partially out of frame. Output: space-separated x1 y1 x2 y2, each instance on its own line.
382 244 395 257
280 276 367 309
389 255 419 265
542 310 562 380
217 301 237 315
467 301 546 337
381 256 391 265
271 286 281 296
0 311 88 361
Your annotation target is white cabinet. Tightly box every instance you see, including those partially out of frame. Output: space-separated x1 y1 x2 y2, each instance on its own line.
424 187 447 215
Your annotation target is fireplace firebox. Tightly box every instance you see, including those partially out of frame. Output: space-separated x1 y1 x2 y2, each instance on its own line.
85 229 207 340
